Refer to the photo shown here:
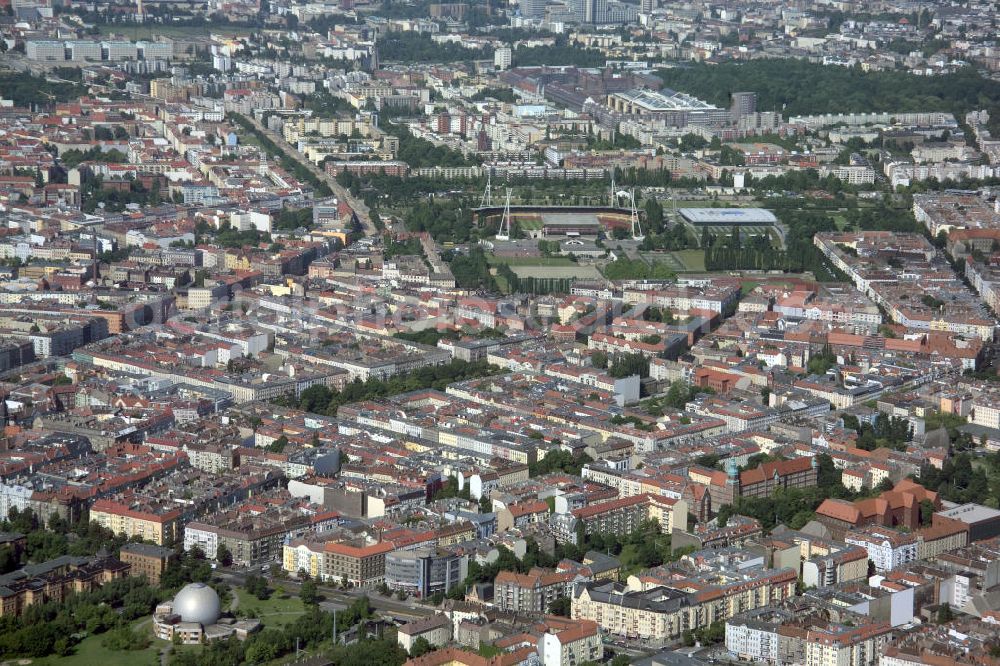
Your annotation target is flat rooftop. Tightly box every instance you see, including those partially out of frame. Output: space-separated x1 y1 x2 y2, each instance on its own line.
937 503 1000 524
614 88 719 112
678 208 778 225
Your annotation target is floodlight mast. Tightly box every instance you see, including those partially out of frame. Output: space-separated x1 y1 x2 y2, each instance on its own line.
496 188 513 241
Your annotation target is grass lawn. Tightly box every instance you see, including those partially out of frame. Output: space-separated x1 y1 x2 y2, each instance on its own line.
672 249 705 271
643 252 685 272
618 544 641 578
38 627 160 666
235 588 307 628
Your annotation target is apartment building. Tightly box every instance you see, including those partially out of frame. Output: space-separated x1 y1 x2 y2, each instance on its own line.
725 609 795 664
803 621 892 666
118 543 177 585
494 568 576 614
90 498 183 546
970 395 1000 429
323 540 394 587
575 551 797 642
553 494 687 546
184 507 312 566
496 499 549 532
0 555 130 618
916 518 969 560
538 619 602 666
572 582 696 642
726 610 892 666
283 539 326 579
686 396 782 433
801 545 870 589
845 526 919 573
397 614 452 653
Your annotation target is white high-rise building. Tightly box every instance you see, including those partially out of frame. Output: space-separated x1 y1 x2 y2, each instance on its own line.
494 46 512 70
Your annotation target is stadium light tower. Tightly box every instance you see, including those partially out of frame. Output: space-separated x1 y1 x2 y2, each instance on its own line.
629 188 643 240
480 171 492 208
496 188 512 241
614 188 643 241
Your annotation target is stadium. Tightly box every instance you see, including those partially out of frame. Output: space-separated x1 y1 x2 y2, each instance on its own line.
677 208 779 227
473 205 636 239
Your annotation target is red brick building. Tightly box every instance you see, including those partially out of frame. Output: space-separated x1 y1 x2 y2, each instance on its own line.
815 479 940 540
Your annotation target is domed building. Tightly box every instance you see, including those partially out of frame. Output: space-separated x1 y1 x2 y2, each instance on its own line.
153 582 259 644
173 583 222 625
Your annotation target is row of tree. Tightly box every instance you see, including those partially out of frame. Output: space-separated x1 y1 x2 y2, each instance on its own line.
229 113 332 197
495 263 574 296
704 245 789 272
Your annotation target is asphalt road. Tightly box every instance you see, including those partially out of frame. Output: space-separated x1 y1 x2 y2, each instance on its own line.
240 114 377 237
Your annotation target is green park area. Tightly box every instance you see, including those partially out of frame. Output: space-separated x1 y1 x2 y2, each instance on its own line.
37 620 160 666
234 587 308 627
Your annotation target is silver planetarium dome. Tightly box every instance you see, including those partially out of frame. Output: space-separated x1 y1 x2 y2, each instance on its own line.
172 582 222 626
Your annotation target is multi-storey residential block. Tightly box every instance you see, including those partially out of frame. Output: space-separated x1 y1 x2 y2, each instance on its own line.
283 539 326 580
323 540 394 587
118 543 177 585
0 555 130 618
726 610 892 666
91 498 183 546
184 505 314 566
573 558 796 642
845 526 919 573
538 619 602 666
552 494 687 545
494 568 576 614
